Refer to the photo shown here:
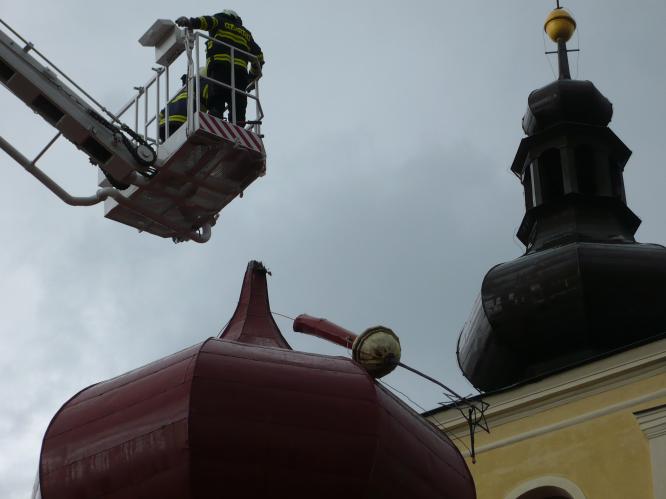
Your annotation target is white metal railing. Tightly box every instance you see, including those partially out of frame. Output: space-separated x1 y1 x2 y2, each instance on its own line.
192 31 264 132
116 27 264 152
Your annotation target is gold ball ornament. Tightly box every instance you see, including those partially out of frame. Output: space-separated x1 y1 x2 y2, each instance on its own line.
352 326 401 378
544 8 576 43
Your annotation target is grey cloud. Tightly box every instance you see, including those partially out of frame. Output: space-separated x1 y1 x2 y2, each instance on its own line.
0 1 665 497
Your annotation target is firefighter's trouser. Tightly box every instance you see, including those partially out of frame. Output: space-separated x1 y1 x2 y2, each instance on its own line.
207 63 249 123
159 121 186 142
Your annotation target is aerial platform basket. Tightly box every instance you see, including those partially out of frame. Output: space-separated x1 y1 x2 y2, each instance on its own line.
104 110 266 239
0 18 266 243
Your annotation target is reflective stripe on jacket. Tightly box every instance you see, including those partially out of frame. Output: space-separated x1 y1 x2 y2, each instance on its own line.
159 82 209 127
159 89 188 126
189 13 264 70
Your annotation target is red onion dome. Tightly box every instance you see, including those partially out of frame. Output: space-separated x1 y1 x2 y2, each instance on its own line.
38 261 475 499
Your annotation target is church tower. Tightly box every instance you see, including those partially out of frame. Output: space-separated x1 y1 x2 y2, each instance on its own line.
424 5 666 499
457 6 666 392
427 7 666 498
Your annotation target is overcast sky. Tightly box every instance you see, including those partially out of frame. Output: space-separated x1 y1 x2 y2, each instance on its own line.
1 1 665 497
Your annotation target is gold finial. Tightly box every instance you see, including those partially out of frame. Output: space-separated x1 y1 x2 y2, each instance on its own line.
352 326 401 378
544 7 576 43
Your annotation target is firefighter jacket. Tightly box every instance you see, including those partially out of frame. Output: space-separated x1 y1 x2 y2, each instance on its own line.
158 82 209 130
187 13 264 72
159 87 188 128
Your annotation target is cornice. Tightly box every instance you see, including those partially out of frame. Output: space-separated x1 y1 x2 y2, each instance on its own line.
635 404 666 440
430 338 666 435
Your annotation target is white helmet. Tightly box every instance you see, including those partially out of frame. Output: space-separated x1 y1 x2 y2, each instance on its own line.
222 9 242 24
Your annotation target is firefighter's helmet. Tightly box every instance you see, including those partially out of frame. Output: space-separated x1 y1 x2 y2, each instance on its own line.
222 9 242 25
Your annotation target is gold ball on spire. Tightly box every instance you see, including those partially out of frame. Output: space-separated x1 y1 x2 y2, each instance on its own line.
544 8 576 43
352 326 401 378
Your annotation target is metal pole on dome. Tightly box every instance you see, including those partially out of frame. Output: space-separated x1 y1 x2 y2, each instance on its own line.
544 3 577 80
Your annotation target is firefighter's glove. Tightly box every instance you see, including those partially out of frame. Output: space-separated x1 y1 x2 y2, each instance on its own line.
175 17 191 28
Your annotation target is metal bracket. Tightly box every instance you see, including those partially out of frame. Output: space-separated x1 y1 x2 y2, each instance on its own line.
397 362 490 463
0 135 211 243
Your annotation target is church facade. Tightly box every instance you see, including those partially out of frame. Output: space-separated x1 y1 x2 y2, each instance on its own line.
427 339 666 498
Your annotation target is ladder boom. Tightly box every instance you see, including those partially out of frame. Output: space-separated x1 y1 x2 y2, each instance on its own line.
0 25 148 183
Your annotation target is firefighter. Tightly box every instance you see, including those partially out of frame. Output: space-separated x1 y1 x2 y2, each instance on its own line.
175 9 264 124
159 72 209 141
158 74 188 141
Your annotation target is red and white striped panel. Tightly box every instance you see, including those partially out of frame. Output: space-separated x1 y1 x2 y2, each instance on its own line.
198 112 264 154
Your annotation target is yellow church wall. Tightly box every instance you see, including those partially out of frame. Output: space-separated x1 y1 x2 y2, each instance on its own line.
430 358 666 499
469 372 666 448
469 409 656 499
